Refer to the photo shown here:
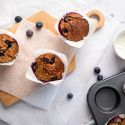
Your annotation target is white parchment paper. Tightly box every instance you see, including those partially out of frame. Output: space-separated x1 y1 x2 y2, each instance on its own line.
0 20 76 110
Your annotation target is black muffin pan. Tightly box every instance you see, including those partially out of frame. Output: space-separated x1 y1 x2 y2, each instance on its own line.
87 72 125 125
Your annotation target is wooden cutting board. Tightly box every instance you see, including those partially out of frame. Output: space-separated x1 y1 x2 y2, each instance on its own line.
0 11 76 107
0 10 105 107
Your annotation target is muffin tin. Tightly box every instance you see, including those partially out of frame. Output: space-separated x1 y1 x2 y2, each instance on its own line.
87 72 125 125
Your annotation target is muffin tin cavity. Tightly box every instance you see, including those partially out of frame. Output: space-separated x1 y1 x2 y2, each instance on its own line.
87 72 125 125
95 87 120 112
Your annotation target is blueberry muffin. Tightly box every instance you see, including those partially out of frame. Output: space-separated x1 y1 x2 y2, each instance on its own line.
58 12 89 42
0 34 19 63
107 116 125 125
31 53 65 83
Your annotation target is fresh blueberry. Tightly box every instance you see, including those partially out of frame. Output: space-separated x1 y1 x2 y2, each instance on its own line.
64 16 69 22
43 57 50 63
15 16 22 23
50 76 57 81
36 21 43 29
26 30 33 37
5 40 12 48
49 57 55 64
94 67 101 74
67 93 73 100
97 74 103 81
0 53 4 56
0 52 4 56
49 60 53 64
63 28 68 33
31 62 37 71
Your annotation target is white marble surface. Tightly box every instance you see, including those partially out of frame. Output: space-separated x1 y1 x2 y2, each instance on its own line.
0 0 125 125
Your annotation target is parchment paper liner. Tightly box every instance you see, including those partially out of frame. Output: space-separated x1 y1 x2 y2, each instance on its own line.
0 30 19 66
26 49 68 86
105 114 125 125
0 20 77 101
55 11 97 48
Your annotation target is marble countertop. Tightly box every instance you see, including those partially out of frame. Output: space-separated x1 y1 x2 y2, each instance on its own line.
0 0 125 125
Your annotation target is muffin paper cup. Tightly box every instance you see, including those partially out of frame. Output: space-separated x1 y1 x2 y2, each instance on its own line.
26 49 68 86
55 11 98 48
105 114 125 125
0 30 19 66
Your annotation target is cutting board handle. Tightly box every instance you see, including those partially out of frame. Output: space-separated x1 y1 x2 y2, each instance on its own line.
86 10 105 30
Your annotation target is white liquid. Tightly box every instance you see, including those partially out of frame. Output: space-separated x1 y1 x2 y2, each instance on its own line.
115 32 125 59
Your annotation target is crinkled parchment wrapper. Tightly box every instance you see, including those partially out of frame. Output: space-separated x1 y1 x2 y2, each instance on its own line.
55 11 97 48
0 20 77 99
0 30 19 66
26 49 68 86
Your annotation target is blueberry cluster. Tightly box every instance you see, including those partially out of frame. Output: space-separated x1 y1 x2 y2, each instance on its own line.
26 21 43 38
15 16 44 38
94 67 103 81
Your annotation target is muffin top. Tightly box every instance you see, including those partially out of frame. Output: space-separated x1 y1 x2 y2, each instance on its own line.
58 12 89 42
31 53 65 83
0 34 19 63
107 116 125 125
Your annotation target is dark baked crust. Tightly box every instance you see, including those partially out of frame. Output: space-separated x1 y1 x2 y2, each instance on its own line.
31 53 64 83
107 116 125 125
58 12 89 42
0 34 19 63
